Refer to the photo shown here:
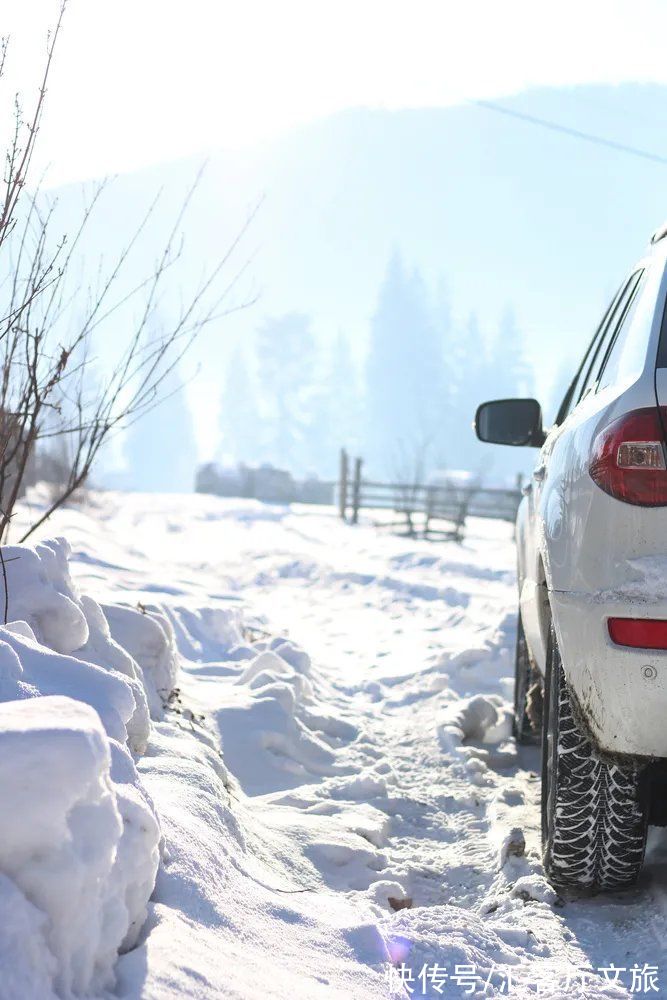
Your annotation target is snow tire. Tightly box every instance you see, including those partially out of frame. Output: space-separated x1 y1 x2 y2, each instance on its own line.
541 623 647 891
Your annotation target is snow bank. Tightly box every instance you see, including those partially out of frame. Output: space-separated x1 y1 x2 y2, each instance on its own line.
2 538 88 654
77 596 151 753
0 538 165 996
0 538 153 752
0 625 137 745
103 602 179 717
0 697 159 997
0 873 57 1000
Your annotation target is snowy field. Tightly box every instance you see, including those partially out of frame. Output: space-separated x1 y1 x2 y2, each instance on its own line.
4 491 667 999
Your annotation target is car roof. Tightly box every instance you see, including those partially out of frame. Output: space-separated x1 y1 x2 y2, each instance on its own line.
651 220 667 245
629 224 667 273
648 222 667 263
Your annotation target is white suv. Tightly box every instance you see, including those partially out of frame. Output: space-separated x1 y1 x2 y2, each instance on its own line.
476 224 667 892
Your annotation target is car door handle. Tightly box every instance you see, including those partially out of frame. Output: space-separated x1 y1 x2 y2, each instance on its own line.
533 464 547 482
521 481 533 496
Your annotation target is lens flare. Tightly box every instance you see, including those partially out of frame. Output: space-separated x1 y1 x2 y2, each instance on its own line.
386 936 412 964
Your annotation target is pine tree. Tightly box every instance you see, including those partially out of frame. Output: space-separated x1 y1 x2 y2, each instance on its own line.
123 364 198 492
218 347 262 465
365 252 446 477
303 332 361 477
432 275 457 470
491 306 533 399
446 310 491 471
467 306 536 483
255 313 317 472
329 331 361 453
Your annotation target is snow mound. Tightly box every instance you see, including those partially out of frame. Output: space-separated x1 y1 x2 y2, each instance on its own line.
2 538 88 654
438 694 512 753
0 696 159 997
0 539 152 752
510 874 559 905
103 603 179 717
165 604 244 662
0 627 138 747
437 639 513 699
0 538 164 994
368 879 410 912
386 904 520 991
0 873 57 1000
0 635 38 701
270 637 312 675
212 645 354 795
76 596 151 754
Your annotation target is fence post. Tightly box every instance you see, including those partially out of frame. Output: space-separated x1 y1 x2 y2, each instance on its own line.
339 448 349 520
424 485 434 538
351 457 363 525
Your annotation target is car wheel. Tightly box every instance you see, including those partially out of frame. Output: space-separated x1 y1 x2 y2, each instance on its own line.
541 623 647 891
512 611 536 744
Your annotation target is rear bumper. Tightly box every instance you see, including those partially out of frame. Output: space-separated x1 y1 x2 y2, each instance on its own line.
551 589 667 758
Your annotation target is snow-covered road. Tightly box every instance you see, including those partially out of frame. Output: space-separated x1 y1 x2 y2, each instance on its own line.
20 493 667 998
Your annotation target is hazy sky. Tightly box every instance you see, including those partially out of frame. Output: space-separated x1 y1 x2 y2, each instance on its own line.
5 0 667 185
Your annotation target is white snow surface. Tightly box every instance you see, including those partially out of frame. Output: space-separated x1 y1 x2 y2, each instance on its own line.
0 533 161 998
3 490 667 998
0 696 159 999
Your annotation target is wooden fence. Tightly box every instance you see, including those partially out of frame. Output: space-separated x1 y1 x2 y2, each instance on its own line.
338 449 522 541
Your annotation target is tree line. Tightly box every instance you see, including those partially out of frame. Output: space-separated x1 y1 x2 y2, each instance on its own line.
211 250 534 486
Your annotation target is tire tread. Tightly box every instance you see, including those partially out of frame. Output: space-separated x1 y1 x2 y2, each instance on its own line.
544 635 646 891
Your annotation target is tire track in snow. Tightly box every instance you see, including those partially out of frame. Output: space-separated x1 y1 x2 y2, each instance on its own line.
231 513 667 998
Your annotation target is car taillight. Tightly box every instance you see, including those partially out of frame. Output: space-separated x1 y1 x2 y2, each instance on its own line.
589 407 667 505
609 617 667 649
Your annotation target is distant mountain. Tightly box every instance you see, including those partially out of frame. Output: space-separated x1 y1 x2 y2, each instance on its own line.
47 83 667 472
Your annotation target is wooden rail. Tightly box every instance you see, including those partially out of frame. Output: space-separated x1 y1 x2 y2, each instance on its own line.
337 449 522 540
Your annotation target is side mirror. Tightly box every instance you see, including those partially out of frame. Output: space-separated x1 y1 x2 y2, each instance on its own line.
475 398 545 447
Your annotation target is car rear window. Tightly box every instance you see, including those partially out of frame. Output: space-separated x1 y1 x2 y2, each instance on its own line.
656 274 667 368
596 272 655 392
